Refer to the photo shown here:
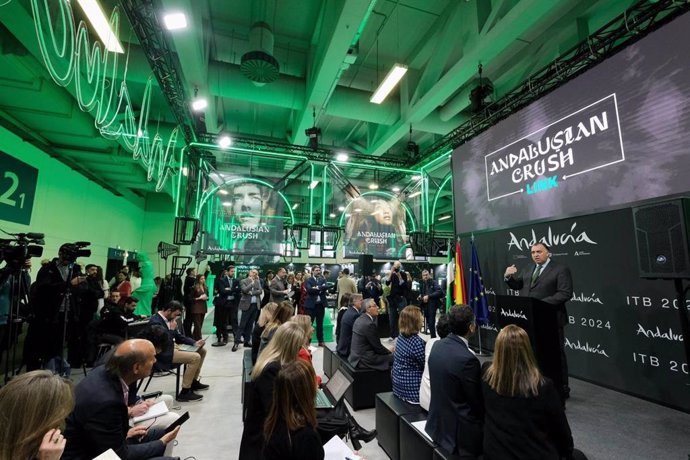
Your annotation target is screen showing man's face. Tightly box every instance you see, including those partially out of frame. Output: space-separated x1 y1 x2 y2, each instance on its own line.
232 184 263 226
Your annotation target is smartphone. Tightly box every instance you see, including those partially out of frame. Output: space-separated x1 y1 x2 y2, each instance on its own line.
164 411 190 434
141 391 162 400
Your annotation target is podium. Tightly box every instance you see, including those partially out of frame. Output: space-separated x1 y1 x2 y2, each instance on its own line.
494 295 564 392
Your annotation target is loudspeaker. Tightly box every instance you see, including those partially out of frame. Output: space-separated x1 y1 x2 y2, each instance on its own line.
358 254 374 277
633 199 690 279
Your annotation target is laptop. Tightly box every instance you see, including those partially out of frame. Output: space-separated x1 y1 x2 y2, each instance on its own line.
315 369 351 409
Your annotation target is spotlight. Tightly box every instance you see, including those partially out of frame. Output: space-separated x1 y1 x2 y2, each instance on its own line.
368 183 379 190
218 136 232 149
163 12 187 30
336 153 349 162
192 98 208 111
392 186 400 192
305 126 321 151
338 205 345 211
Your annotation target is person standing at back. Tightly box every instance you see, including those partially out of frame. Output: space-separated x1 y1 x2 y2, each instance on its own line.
336 268 357 307
425 305 484 459
385 261 408 340
304 266 329 346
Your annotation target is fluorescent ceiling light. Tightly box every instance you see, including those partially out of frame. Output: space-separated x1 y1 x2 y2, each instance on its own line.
163 12 187 30
222 201 232 206
354 208 362 212
336 153 349 162
292 203 299 210
438 215 451 221
218 136 232 149
411 175 422 181
218 189 228 195
368 183 379 190
392 186 400 192
338 205 345 211
76 0 124 54
192 98 207 111
329 213 336 218
181 166 188 176
408 191 421 198
309 180 320 189
370 64 408 104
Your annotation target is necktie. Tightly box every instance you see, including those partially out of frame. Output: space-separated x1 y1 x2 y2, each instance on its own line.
531 265 543 286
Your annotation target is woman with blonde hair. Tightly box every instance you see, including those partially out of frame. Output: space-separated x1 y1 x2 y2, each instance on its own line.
258 300 294 356
251 301 278 364
290 314 321 386
482 325 575 460
239 321 308 460
392 306 426 404
263 360 324 460
0 370 74 460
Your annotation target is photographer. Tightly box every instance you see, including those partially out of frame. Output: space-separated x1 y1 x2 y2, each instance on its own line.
24 243 90 372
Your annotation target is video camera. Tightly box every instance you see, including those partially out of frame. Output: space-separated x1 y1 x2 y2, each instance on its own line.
0 232 44 270
60 241 91 263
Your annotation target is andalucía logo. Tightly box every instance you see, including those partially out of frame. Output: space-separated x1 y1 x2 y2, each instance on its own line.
507 222 598 251
636 324 683 342
571 292 604 304
564 338 610 357
499 308 527 320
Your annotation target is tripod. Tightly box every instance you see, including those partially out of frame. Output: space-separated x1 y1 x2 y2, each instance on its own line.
1 266 30 384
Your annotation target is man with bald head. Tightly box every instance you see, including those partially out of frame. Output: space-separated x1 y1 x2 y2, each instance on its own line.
63 339 181 460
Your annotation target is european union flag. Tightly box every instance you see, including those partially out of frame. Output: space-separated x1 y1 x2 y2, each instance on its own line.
469 240 490 325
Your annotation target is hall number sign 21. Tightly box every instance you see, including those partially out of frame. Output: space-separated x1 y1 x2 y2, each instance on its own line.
0 151 38 226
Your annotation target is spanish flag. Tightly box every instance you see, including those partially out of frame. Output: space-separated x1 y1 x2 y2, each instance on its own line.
454 239 467 305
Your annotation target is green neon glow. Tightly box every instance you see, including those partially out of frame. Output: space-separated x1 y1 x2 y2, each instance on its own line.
322 164 327 222
419 149 452 172
337 191 417 232
197 177 296 224
175 146 185 217
431 174 453 224
30 0 177 192
309 163 314 226
189 143 309 162
332 160 419 174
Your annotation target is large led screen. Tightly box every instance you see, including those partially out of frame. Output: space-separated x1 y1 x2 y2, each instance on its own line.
453 12 690 234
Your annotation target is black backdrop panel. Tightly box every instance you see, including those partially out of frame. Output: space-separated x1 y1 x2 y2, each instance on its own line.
464 207 690 412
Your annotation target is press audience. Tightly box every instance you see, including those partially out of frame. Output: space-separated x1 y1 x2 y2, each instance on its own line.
252 301 278 364
482 325 575 460
263 360 325 460
426 304 484 458
392 306 426 404
239 321 305 460
349 297 393 370
291 314 322 386
334 292 352 343
420 314 450 411
0 370 74 460
257 300 293 355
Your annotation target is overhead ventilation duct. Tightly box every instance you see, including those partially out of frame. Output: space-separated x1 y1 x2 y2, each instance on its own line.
240 21 280 86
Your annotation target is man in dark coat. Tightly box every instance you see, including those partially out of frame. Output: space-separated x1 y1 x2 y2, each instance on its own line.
419 269 444 338
425 305 484 458
304 266 329 346
504 242 573 399
213 265 241 347
62 339 180 460
336 293 363 357
348 297 392 370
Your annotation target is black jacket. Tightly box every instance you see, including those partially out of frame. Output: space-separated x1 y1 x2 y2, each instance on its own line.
62 366 166 460
336 306 360 357
149 312 195 370
239 361 281 460
348 313 391 371
33 260 85 322
425 335 484 455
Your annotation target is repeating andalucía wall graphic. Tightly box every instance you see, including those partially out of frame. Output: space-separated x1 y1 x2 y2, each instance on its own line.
30 0 177 192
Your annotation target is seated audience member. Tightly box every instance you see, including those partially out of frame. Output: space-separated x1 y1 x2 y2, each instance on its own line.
420 314 450 411
348 297 393 370
98 296 142 341
291 314 322 386
334 292 353 343
482 325 575 460
116 271 132 298
150 301 209 402
392 306 426 404
239 322 305 460
0 370 74 460
62 340 180 460
425 305 484 458
336 294 363 357
263 360 324 460
252 302 278 364
257 300 294 356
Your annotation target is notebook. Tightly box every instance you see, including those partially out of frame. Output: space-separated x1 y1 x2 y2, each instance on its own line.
315 369 351 409
131 400 168 423
177 344 200 352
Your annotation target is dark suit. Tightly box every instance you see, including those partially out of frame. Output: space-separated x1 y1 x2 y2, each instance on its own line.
215 275 240 341
348 313 392 371
269 276 289 303
304 276 329 343
149 313 195 371
505 259 573 396
425 335 483 457
385 270 408 338
336 306 360 357
239 361 280 460
62 366 169 460
419 278 444 338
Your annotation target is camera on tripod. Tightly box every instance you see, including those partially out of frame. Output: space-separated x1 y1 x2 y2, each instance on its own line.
0 232 45 270
60 241 91 263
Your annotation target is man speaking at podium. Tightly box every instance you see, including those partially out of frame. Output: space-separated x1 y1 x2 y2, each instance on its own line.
504 242 573 400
